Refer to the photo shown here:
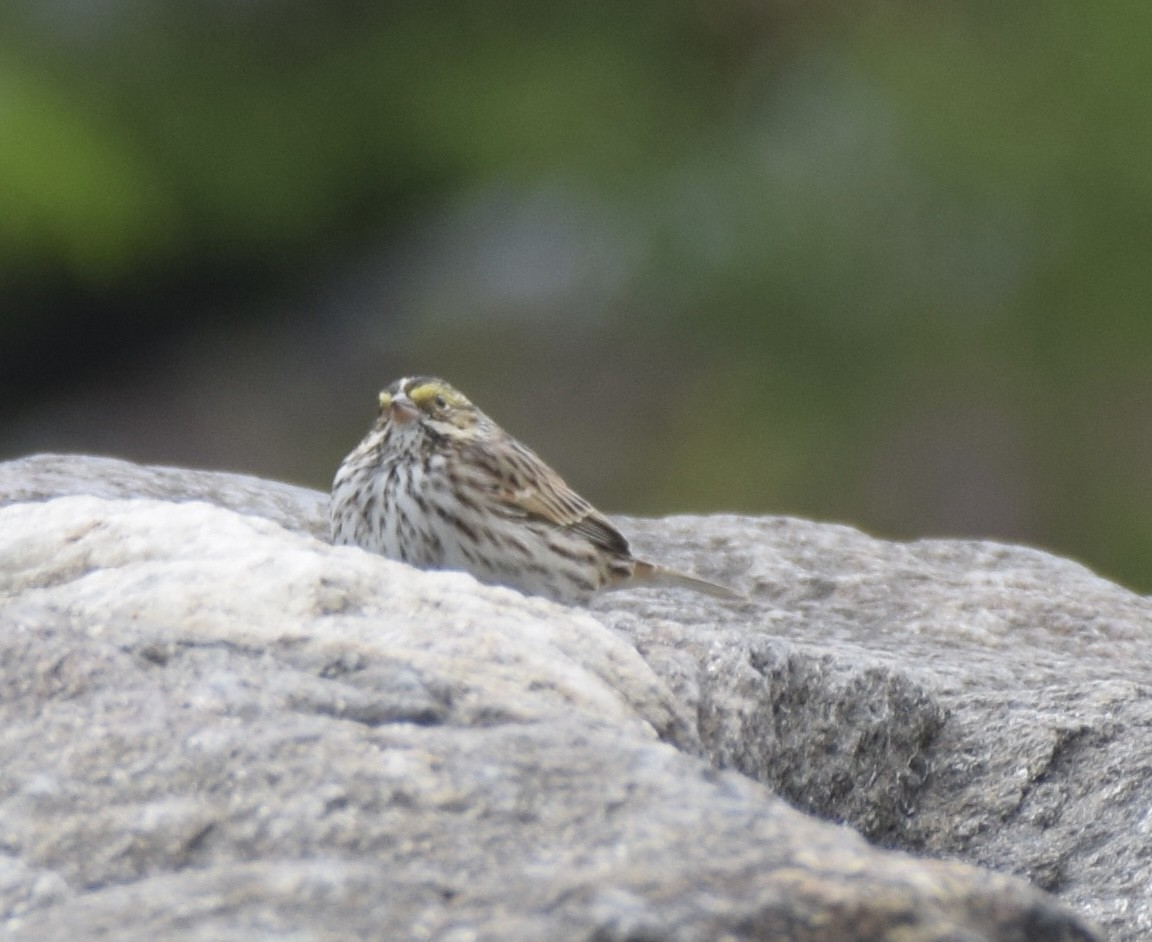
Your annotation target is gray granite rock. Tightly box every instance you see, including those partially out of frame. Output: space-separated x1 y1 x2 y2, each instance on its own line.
0 452 329 539
0 454 1118 940
607 519 1152 941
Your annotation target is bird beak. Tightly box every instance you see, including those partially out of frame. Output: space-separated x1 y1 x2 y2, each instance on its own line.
389 392 420 425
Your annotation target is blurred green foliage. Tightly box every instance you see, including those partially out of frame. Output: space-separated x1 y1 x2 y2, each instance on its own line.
3 0 1152 590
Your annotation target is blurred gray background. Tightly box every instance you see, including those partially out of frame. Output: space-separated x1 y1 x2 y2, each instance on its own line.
3 1 1151 590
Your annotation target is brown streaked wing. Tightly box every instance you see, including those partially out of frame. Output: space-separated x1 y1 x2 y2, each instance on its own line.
487 437 632 557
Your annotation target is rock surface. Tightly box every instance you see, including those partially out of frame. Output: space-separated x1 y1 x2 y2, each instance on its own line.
0 454 1133 940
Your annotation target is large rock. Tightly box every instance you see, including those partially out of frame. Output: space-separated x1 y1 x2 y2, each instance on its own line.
0 454 1125 940
608 515 1152 938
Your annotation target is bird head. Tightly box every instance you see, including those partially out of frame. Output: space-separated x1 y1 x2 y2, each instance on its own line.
377 377 484 438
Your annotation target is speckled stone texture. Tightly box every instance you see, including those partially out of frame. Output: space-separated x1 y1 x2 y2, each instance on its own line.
0 454 1124 940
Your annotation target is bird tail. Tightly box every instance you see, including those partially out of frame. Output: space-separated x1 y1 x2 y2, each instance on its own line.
632 559 744 601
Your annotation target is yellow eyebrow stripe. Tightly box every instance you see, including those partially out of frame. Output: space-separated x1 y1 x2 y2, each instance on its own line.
410 383 466 408
408 384 441 406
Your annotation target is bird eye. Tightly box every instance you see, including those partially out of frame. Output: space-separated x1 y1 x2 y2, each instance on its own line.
434 394 448 409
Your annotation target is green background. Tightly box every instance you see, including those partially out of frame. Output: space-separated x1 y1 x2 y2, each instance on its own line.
3 1 1151 591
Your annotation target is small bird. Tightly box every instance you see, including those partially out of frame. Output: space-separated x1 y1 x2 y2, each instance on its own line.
330 376 740 605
